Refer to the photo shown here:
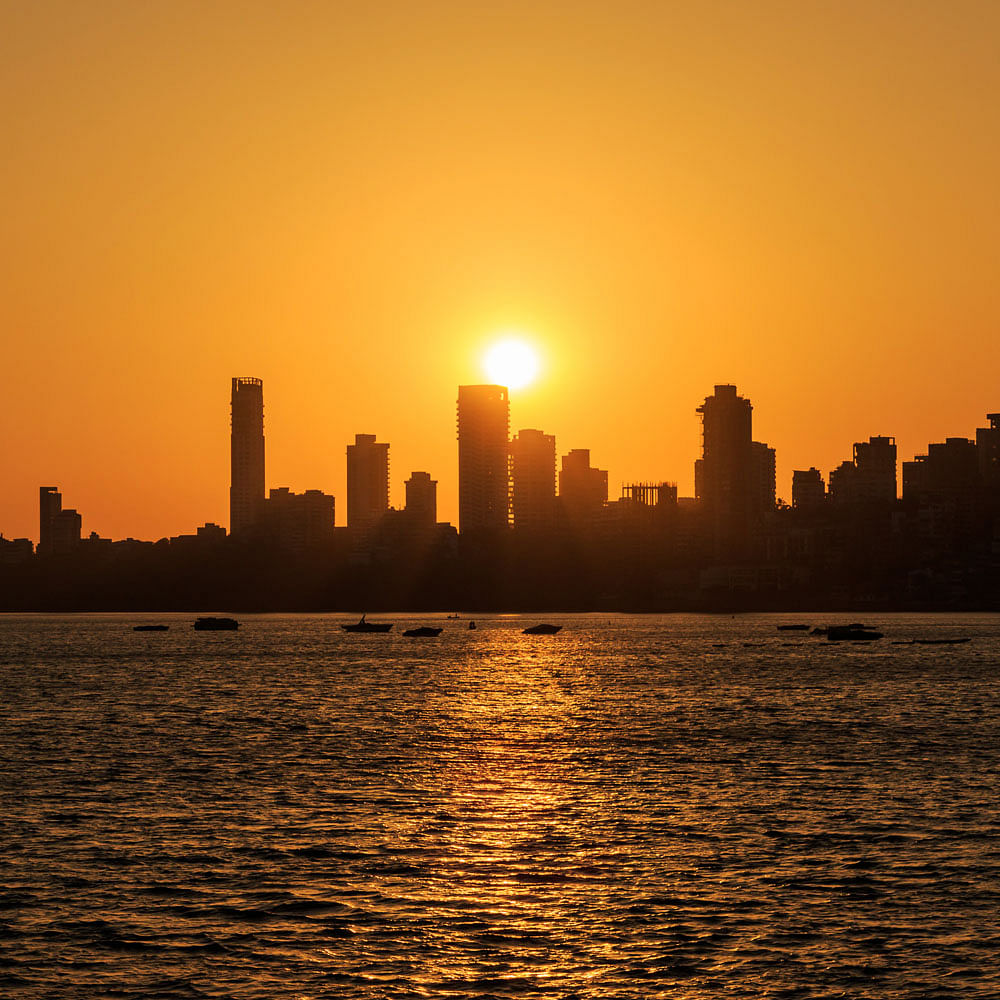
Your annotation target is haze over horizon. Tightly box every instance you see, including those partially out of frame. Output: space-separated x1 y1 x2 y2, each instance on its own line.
3 1 999 542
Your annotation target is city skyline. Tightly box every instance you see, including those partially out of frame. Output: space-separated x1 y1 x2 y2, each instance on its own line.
4 373 999 547
4 3 1000 542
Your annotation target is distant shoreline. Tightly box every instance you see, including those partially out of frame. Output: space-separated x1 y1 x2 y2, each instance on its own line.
2 605 998 615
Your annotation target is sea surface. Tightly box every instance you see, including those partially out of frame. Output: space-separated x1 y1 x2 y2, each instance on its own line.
1 613 999 999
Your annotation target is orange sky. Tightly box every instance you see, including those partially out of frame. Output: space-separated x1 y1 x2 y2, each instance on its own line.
3 1 999 541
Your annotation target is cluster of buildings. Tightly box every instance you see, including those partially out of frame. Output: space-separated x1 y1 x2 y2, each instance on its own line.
4 378 1000 607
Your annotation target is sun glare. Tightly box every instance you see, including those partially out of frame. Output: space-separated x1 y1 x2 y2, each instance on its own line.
483 338 540 390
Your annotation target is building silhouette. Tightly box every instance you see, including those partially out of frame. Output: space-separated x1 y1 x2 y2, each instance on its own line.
829 436 897 505
264 487 335 554
39 487 61 554
0 534 33 565
903 438 980 501
457 384 510 534
346 433 389 532
510 429 556 531
977 413 1000 493
230 377 265 537
559 449 608 524
695 384 756 556
404 471 437 527
621 482 678 507
902 437 983 552
38 486 82 555
792 468 825 509
751 441 777 512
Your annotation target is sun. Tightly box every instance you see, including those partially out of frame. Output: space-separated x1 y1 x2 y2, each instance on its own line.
482 337 540 390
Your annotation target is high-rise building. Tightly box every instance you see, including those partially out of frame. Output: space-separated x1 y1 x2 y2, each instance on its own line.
696 384 754 555
559 449 608 523
457 384 510 534
792 468 826 509
751 441 776 513
405 471 437 526
346 433 389 531
510 429 556 530
230 377 265 536
39 486 61 554
38 486 82 554
829 436 897 505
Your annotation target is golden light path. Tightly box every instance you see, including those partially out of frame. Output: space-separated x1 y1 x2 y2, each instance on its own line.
483 337 541 390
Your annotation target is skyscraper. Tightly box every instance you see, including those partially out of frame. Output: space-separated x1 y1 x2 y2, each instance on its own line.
510 429 556 530
346 433 389 531
230 377 265 536
457 384 510 534
39 487 61 554
696 384 754 555
38 486 81 554
751 441 776 513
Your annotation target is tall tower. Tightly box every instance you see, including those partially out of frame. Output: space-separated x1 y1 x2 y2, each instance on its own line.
696 384 754 556
346 433 389 531
38 486 81 553
39 486 62 554
751 441 776 514
510 429 556 530
457 384 510 534
230 377 265 537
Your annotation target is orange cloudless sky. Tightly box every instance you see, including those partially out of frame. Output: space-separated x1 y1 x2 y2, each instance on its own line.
2 0 999 541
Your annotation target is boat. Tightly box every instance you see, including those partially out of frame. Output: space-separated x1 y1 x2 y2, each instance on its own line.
912 637 972 646
402 626 443 637
447 613 461 619
341 614 393 633
193 617 239 631
134 624 169 632
523 623 562 635
827 625 883 642
777 624 810 631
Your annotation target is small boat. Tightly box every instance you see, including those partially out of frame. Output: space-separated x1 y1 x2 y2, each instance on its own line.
777 624 810 631
134 624 169 632
523 623 562 635
447 613 461 619
402 626 443 637
827 625 883 642
341 614 393 633
193 617 239 631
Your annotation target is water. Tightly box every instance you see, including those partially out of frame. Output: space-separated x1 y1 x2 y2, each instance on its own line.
1 613 999 998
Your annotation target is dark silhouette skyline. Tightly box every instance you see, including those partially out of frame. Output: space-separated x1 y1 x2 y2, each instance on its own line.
2 377 1000 612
